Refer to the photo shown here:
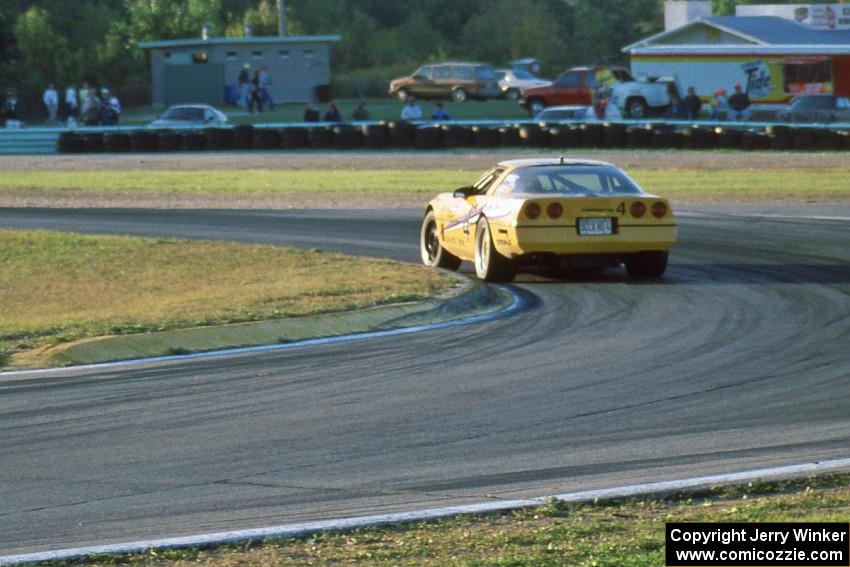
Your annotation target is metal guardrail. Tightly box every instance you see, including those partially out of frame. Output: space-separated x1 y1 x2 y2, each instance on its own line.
2 119 849 155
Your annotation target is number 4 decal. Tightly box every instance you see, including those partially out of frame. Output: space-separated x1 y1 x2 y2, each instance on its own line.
616 202 626 215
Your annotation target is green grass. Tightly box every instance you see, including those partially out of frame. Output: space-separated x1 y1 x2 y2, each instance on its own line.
0 229 450 367
39 473 850 566
120 98 530 126
1 168 849 202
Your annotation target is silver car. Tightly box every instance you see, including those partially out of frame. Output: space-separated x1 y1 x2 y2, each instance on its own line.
148 104 228 128
496 69 551 101
776 95 850 123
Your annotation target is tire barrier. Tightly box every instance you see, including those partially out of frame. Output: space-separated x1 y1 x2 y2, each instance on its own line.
653 127 681 149
82 132 104 153
740 130 770 151
442 125 474 148
253 128 281 150
280 126 308 149
715 127 743 149
518 124 548 147
307 126 333 148
627 126 655 148
54 121 850 155
603 123 628 147
57 131 85 153
472 126 500 148
103 132 131 152
331 124 363 149
387 121 415 147
130 130 158 152
181 131 206 151
362 123 389 148
414 125 442 149
547 125 582 148
680 126 716 149
206 128 234 151
580 123 605 147
232 124 254 149
157 130 182 152
498 125 521 147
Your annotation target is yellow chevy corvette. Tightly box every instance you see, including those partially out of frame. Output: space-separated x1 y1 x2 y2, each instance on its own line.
420 158 677 282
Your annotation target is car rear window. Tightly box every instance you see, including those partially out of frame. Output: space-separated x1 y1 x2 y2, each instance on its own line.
494 166 644 196
791 96 834 109
475 66 498 80
164 107 204 120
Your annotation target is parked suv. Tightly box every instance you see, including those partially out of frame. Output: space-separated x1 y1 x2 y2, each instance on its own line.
389 62 502 102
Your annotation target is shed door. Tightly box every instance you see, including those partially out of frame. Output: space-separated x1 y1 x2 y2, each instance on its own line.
164 64 226 106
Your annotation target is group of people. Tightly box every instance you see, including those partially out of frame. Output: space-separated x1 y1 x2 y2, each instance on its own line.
665 83 752 121
399 97 451 121
298 99 450 123
237 64 274 113
3 83 121 128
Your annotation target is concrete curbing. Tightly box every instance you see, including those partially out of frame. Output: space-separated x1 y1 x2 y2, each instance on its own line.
1 275 518 375
2 457 849 565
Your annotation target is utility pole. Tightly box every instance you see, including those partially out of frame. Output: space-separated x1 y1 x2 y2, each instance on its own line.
277 0 286 36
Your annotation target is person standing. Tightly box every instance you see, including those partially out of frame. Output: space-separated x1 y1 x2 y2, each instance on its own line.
43 84 59 124
238 64 251 107
709 88 728 120
351 102 369 121
64 84 79 123
79 82 91 117
303 102 320 122
99 87 121 125
728 82 752 121
431 102 450 120
400 97 422 120
3 88 21 128
248 69 263 113
682 86 702 120
323 101 342 122
258 67 274 111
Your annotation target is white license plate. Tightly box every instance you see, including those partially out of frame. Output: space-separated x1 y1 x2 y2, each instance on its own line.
578 218 613 236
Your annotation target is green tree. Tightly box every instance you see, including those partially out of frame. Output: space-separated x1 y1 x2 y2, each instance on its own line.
13 6 74 85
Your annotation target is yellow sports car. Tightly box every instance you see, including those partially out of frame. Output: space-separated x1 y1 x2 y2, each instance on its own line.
419 158 676 282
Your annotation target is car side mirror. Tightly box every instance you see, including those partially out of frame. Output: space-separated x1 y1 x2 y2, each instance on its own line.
453 186 475 198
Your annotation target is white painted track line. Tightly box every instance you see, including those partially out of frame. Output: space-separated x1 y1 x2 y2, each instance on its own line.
2 457 849 566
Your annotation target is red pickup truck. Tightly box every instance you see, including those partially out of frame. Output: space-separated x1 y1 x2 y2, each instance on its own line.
520 66 675 118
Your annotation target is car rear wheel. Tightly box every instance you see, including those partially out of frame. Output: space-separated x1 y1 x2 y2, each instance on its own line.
504 88 521 101
475 220 516 282
420 211 461 270
626 98 649 119
528 98 546 116
452 88 468 103
625 251 668 279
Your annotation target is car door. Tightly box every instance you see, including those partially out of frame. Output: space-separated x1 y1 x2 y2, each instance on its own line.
409 66 435 98
551 70 589 105
439 168 503 257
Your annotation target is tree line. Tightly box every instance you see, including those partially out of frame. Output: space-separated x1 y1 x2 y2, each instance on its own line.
0 0 815 113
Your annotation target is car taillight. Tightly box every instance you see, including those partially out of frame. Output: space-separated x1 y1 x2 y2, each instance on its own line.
630 201 646 218
546 202 563 219
524 202 541 220
651 201 667 219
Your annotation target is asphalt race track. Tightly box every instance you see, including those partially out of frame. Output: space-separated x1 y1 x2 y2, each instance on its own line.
1 205 849 556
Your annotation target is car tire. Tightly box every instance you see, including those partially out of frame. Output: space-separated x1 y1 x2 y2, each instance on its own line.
625 98 649 119
504 88 521 101
528 98 546 116
396 88 410 102
452 88 468 103
420 211 461 270
625 251 668 279
474 220 516 282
